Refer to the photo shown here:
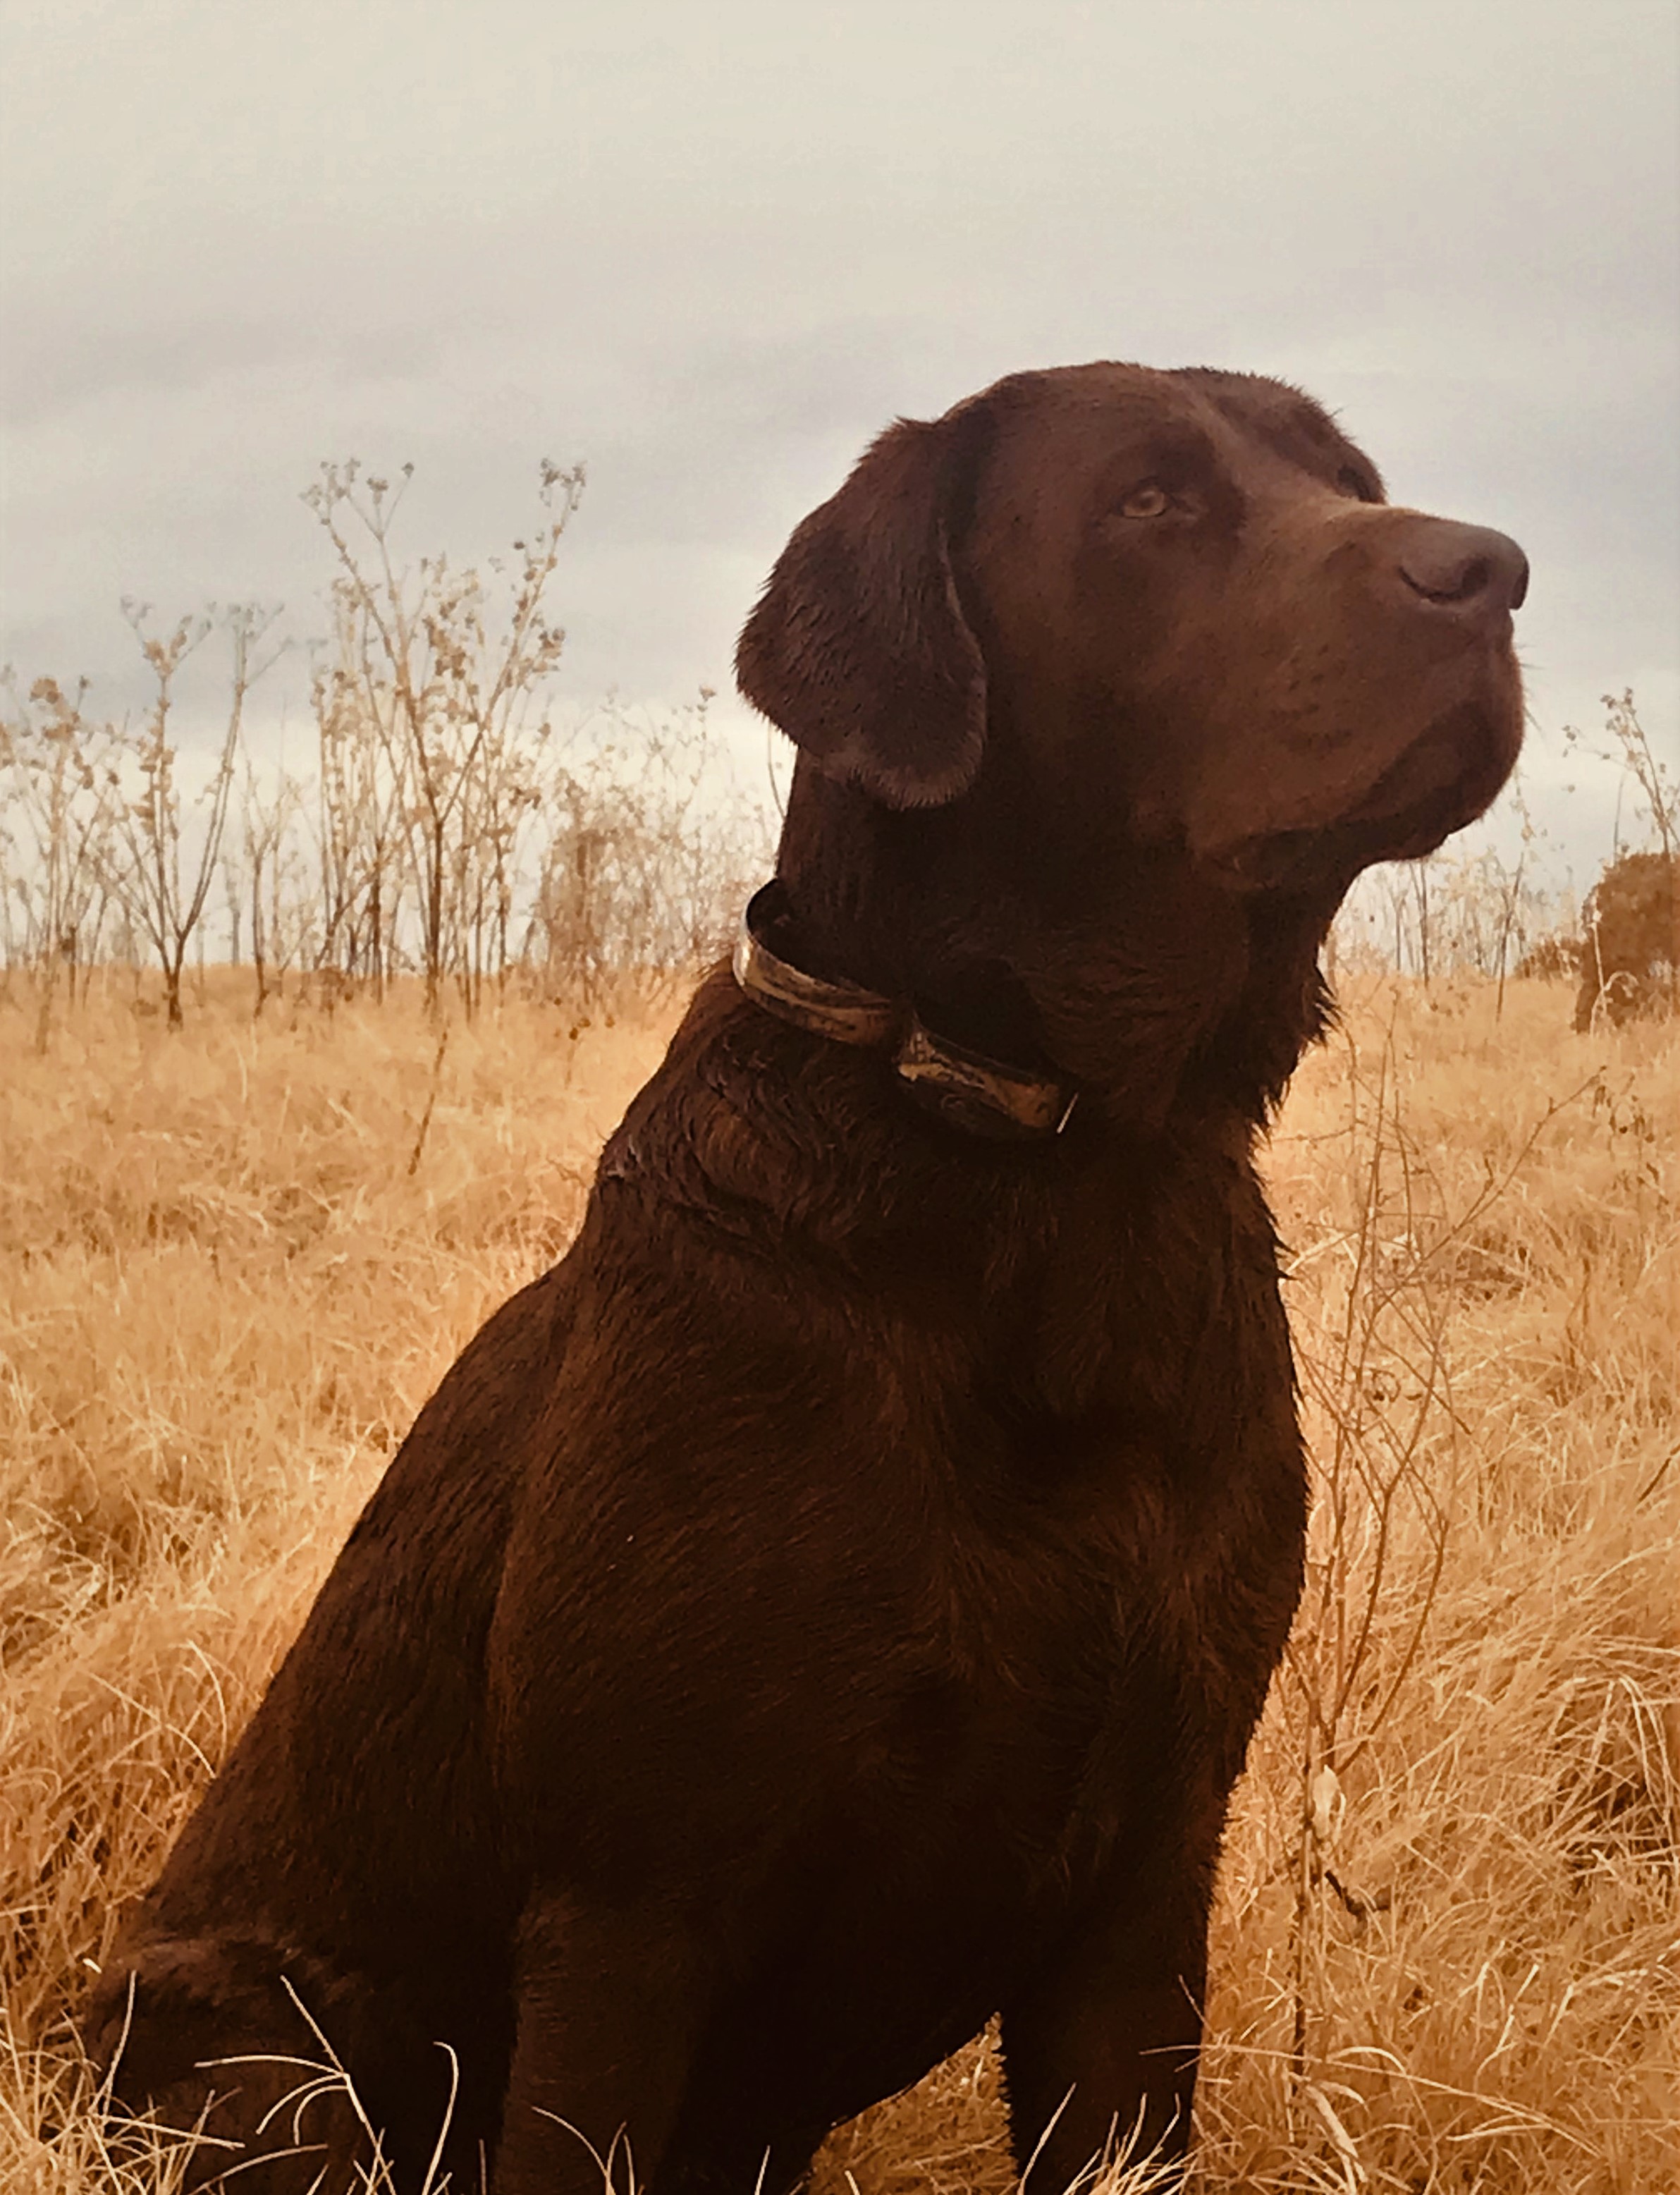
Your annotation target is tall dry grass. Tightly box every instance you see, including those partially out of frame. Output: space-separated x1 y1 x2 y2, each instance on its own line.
1 971 1674 2192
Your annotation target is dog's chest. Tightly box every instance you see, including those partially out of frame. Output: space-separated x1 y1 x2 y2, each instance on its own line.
785 1359 1301 2037
928 1369 1301 1778
945 1131 1301 1609
854 1149 1306 1853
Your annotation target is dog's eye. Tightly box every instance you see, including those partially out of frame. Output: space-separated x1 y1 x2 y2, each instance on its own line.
1117 483 1173 520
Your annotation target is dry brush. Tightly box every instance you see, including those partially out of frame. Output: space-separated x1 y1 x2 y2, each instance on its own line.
0 972 1672 2193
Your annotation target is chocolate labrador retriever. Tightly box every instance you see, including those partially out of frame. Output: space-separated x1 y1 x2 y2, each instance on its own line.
88 362 1526 2191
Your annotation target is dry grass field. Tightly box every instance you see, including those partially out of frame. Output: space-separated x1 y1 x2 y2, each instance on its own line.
0 970 1674 2192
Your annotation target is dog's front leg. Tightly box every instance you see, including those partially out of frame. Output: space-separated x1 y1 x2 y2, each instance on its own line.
998 1850 1216 2188
491 1885 706 2195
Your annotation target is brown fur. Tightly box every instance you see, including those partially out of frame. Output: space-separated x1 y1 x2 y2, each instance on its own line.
88 361 1526 2191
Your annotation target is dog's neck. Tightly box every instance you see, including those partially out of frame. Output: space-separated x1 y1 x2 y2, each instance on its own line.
773 762 1340 1135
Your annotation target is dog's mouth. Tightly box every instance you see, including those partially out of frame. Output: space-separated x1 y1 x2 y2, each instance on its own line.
1206 702 1521 895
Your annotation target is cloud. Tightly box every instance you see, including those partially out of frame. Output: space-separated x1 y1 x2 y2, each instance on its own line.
3 0 1674 879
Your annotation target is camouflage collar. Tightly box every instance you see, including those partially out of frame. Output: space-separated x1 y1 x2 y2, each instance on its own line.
732 882 1077 1143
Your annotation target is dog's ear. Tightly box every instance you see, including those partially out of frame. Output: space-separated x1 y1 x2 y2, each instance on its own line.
735 412 986 809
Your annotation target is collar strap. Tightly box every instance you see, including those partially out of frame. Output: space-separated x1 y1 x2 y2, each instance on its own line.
732 882 1077 1142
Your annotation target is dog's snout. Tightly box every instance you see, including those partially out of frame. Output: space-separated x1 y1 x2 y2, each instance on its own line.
1394 520 1528 618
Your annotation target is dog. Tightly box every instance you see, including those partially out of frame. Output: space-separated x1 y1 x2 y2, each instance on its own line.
87 360 1526 2191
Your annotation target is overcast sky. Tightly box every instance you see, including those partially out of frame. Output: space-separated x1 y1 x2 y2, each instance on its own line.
3 0 1676 887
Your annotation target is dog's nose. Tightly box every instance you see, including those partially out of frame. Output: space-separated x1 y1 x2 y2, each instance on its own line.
1394 519 1529 618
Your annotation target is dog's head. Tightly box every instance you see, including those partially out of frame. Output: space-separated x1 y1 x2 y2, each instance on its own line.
740 361 1524 884
736 362 1526 1115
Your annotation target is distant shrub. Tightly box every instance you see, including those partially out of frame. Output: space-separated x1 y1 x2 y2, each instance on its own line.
1514 936 1578 981
1572 847 1678 1029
